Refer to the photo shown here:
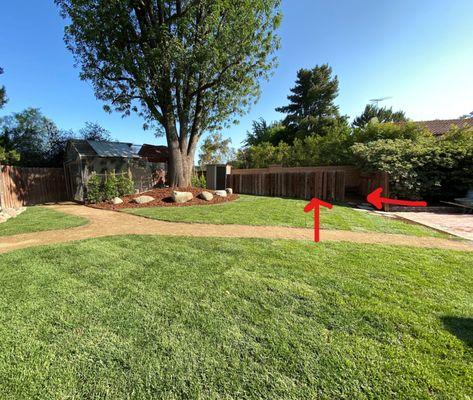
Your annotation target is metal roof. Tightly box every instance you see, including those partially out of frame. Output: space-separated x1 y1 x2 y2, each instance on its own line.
88 140 140 158
68 139 142 158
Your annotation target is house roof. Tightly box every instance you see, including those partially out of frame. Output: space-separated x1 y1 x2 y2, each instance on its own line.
69 139 140 158
138 144 169 162
415 118 473 136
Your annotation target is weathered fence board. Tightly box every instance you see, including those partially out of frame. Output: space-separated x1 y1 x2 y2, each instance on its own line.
228 169 347 202
0 165 69 208
228 166 387 206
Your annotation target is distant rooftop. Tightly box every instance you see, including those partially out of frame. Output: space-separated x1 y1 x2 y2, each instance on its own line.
415 118 473 136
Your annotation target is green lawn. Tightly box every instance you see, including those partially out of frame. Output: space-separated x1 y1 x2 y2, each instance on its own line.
125 195 449 238
0 235 471 399
0 206 88 236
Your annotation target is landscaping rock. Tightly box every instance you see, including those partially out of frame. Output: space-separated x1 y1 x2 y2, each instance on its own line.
199 191 214 201
132 195 155 204
172 191 193 203
214 190 227 197
226 188 233 195
111 197 123 205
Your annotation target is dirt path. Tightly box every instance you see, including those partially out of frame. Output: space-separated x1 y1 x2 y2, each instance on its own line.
1 203 472 254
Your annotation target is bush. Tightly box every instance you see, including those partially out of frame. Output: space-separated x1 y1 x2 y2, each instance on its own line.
352 120 431 143
85 173 103 204
103 171 118 201
191 174 207 188
352 127 473 199
116 174 134 196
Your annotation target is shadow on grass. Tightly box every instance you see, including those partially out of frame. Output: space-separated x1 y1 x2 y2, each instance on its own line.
442 316 473 348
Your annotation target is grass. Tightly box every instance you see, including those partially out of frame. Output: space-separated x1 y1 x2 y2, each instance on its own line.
124 195 450 238
0 235 471 399
0 206 88 236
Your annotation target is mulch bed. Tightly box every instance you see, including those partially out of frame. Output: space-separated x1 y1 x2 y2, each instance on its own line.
88 187 239 211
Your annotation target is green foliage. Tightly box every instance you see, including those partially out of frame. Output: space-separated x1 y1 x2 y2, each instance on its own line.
276 64 347 141
198 133 233 168
116 174 134 197
0 108 70 167
352 120 431 143
352 104 407 128
191 174 207 189
85 173 103 204
352 126 473 199
56 0 282 186
244 118 288 146
103 171 118 201
241 141 291 168
290 124 354 166
237 126 353 168
86 172 134 203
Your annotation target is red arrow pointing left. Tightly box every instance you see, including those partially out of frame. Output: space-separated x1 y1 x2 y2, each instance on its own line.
304 198 333 242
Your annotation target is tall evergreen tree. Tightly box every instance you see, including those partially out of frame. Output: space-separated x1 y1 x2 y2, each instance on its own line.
352 104 407 128
56 0 281 187
276 64 344 141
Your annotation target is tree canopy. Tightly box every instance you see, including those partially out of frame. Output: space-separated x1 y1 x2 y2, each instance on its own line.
56 0 281 186
198 132 233 167
352 104 407 128
244 118 287 146
79 122 112 141
275 64 345 141
0 108 68 167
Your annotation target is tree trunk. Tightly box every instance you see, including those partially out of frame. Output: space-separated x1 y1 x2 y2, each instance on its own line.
167 138 197 188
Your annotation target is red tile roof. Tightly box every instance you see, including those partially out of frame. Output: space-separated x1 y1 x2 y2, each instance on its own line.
415 118 473 136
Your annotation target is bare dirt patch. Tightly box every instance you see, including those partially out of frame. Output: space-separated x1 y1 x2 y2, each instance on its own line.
89 187 239 211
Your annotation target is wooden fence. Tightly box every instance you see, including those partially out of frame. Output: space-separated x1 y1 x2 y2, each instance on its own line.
228 166 389 205
0 165 69 208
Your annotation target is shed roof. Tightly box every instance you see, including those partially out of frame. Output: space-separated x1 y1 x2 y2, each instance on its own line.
88 140 139 158
68 139 141 158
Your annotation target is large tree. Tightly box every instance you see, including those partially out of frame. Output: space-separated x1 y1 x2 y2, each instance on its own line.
352 104 407 128
0 108 69 167
276 64 345 141
56 0 281 186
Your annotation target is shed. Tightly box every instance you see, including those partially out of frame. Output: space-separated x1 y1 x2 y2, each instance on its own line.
64 140 167 202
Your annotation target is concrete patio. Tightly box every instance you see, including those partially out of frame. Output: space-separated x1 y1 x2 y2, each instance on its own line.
393 211 473 241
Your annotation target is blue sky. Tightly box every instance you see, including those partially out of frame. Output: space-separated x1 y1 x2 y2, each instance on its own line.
1 0 472 150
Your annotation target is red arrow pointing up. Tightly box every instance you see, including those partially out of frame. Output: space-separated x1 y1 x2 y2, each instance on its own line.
367 187 427 210
304 198 333 242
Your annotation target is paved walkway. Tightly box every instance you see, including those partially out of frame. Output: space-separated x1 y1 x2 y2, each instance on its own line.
0 204 472 254
393 211 473 241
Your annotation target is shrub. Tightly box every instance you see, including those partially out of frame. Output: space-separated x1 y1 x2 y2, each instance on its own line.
103 171 118 201
352 127 473 199
116 174 134 196
191 173 207 188
85 173 103 204
352 120 431 144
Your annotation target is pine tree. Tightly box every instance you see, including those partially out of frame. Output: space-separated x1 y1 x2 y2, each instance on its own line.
276 64 345 141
